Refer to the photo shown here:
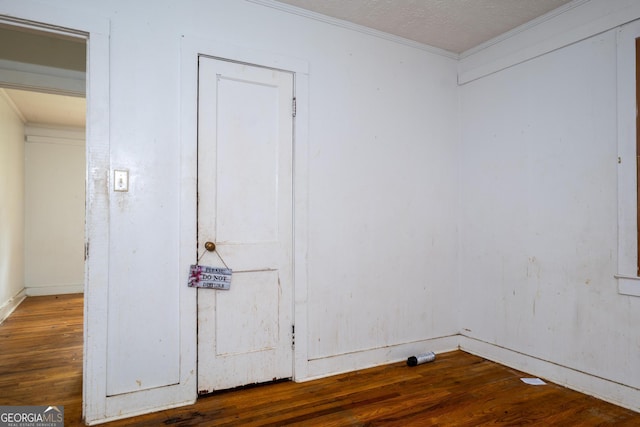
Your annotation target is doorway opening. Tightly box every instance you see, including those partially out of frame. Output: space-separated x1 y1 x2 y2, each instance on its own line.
0 18 87 400
0 23 86 296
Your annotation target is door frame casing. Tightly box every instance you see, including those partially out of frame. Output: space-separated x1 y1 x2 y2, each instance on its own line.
180 36 310 391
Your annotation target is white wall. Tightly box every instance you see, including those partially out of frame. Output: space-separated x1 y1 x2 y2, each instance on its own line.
102 0 459 394
0 90 25 322
459 0 640 410
295 17 460 370
461 28 620 372
24 125 85 296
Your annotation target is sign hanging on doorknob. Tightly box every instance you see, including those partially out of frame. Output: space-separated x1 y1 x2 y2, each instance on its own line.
188 264 232 290
190 241 232 289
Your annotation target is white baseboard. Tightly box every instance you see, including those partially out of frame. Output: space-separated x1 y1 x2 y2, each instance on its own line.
459 335 640 413
25 284 84 296
0 288 27 324
303 334 460 382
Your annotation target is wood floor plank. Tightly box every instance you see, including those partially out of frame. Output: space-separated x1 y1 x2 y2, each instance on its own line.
0 295 638 426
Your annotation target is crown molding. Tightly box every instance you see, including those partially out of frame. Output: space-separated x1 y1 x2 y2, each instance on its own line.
460 0 591 58
459 0 640 84
0 59 85 96
246 0 459 59
25 123 85 143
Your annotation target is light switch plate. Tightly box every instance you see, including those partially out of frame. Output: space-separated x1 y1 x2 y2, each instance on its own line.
114 170 129 192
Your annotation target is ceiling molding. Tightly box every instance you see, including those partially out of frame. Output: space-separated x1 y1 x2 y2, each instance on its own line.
25 134 85 146
246 0 460 59
25 123 85 141
0 59 85 96
460 0 591 58
458 0 640 84
0 16 87 40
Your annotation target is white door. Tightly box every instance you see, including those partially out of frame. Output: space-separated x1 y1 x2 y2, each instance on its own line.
197 56 294 394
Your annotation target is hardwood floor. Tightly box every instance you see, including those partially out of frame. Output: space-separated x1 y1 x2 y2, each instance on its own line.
0 294 83 421
0 295 638 426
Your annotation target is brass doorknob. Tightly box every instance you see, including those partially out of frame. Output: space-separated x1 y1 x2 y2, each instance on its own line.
204 241 216 252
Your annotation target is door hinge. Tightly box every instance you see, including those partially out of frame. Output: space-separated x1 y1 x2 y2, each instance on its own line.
292 97 297 118
291 324 295 349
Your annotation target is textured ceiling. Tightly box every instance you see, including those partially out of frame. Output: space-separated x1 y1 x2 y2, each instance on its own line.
272 0 573 54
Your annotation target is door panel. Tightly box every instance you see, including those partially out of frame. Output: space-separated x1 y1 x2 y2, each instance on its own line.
197 56 294 393
215 271 280 356
216 77 279 243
